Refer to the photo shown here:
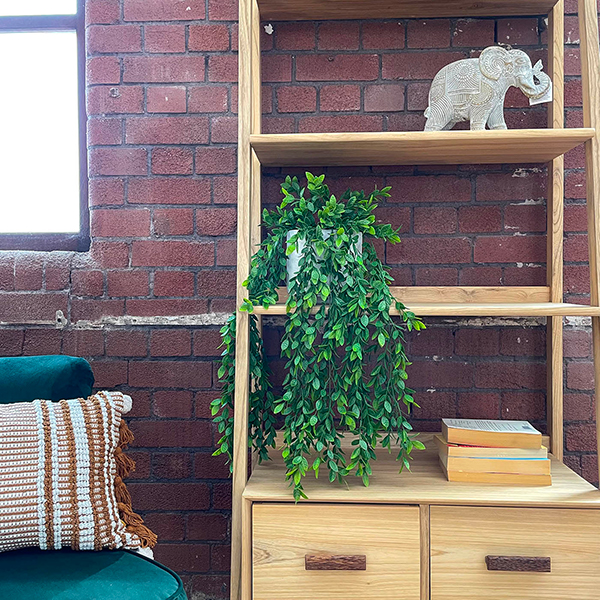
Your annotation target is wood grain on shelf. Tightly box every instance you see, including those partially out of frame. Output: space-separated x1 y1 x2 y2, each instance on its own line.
257 0 560 20
243 434 600 507
252 302 600 317
253 504 420 600
431 506 600 599
420 505 430 600
250 130 594 167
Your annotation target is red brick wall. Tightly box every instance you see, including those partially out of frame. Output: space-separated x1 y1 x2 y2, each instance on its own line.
0 1 597 597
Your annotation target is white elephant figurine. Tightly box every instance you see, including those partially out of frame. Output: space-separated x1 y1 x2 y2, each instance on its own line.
424 46 552 131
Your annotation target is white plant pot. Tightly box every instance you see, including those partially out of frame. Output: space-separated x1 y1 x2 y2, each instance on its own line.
286 229 363 288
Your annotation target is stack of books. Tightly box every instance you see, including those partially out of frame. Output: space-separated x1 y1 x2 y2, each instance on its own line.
437 419 551 486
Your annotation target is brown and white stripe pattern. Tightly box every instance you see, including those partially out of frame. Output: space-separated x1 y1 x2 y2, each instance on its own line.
0 392 142 552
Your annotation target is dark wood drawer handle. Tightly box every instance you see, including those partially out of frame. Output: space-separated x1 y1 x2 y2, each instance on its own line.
305 554 367 571
486 555 551 573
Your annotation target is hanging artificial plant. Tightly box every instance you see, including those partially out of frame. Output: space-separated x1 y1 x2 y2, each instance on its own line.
212 173 425 501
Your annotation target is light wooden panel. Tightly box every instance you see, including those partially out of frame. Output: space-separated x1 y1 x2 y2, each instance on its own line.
579 0 600 486
419 505 430 600
253 504 421 600
250 130 594 167
244 434 600 508
258 0 560 20
253 302 600 317
430 506 600 600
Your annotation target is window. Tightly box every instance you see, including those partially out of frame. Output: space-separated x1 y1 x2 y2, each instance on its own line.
0 0 88 251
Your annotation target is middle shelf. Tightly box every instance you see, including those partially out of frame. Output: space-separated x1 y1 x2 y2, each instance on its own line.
250 129 595 167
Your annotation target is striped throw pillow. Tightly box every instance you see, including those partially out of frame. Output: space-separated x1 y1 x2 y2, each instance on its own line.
0 391 156 552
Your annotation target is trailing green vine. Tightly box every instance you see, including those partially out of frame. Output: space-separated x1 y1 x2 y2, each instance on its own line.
212 173 425 501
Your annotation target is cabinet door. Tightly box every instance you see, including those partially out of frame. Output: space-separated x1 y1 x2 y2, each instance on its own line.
253 503 420 600
431 506 600 600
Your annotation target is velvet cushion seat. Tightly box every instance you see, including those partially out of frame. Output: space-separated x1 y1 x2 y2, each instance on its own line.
0 548 186 600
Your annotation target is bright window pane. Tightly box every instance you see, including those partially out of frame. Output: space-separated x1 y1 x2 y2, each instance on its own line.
0 0 76 16
0 31 80 233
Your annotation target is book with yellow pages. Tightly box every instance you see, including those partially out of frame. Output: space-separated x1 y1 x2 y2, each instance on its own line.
439 451 551 476
434 435 548 459
442 419 542 449
439 457 552 486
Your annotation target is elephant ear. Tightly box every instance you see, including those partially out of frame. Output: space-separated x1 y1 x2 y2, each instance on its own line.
479 46 509 81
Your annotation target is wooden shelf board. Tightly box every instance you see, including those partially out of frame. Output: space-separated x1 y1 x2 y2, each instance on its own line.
252 302 600 317
244 434 600 507
250 129 595 167
258 0 561 20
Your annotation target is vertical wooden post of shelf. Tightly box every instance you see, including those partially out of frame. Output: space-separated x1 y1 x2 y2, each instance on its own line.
231 0 256 598
578 0 600 486
547 0 565 461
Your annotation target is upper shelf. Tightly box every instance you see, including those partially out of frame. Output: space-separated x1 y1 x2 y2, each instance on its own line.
257 0 561 20
250 129 595 167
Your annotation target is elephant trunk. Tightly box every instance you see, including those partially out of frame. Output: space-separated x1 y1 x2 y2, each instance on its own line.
518 61 552 100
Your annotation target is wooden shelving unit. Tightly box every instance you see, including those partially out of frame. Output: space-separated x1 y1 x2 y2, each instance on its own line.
233 1 600 599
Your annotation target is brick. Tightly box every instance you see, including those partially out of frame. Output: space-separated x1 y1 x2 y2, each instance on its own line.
375 207 411 231
475 362 546 389
23 330 62 356
388 237 471 265
414 207 457 234
476 171 546 201
153 452 192 478
15 255 43 291
458 392 501 419
320 85 361 112
415 267 458 285
388 175 471 203
188 514 228 541
504 264 546 286
154 543 210 574
566 171 586 199
87 56 121 85
565 78 583 107
88 117 122 145
564 265 590 295
129 360 212 389
500 329 545 357
90 360 127 388
362 22 405 50
565 47 581 76
0 294 67 322
197 271 236 297
62 329 105 357
276 86 317 113
131 419 210 450
86 0 120 24
213 177 237 205
567 361 594 390
409 361 473 389
263 116 295 133
208 55 237 83
318 22 359 50
261 55 292 83
128 483 209 511
106 330 147 357
189 87 229 113
452 19 495 47
458 206 502 233
0 330 24 356
127 117 209 144
194 330 224 357
564 330 592 358
44 255 71 291
208 0 237 20
210 116 237 143
473 235 546 263
88 86 144 115
298 115 382 133
364 84 404 112
383 52 465 80
297 54 378 81
410 328 454 357
145 25 186 53
212 482 232 509
71 270 104 297
151 330 192 357
126 298 208 316
91 208 151 237
154 208 194 236
107 270 150 297
412 391 457 420
189 25 230 51
89 148 147 176
88 25 141 53
152 148 193 175
566 424 597 452
195 147 236 175
565 234 589 262
132 241 213 267
406 82 430 111
210 545 230 572
501 392 546 421
565 14 580 44
124 0 205 21
147 86 187 113
154 271 195 297
128 178 211 205
153 391 193 418
389 267 413 285
408 20 451 48
275 22 315 50
195 392 221 418
196 208 237 236
564 393 593 421
124 56 205 83
143 513 185 541
89 241 130 268
504 204 546 233
497 18 539 45
217 240 237 266
0 257 14 291
455 329 499 356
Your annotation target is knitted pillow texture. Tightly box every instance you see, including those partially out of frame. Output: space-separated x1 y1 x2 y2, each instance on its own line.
0 391 156 553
